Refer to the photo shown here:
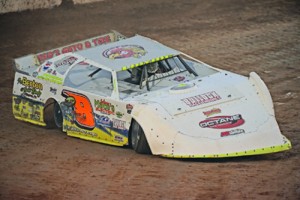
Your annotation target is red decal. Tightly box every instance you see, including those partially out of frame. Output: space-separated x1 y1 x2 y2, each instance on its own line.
182 91 221 107
61 43 84 54
221 129 245 137
92 35 111 46
199 114 244 129
36 35 112 64
85 41 91 48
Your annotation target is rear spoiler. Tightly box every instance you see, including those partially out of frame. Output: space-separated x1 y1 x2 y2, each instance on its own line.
36 30 126 64
13 30 126 73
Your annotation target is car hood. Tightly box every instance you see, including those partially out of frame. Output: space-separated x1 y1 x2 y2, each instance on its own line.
134 72 246 116
129 71 291 157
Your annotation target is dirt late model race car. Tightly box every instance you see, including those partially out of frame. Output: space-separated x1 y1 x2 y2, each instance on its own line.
12 31 291 158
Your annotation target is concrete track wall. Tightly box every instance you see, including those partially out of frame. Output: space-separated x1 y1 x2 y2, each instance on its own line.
0 0 104 14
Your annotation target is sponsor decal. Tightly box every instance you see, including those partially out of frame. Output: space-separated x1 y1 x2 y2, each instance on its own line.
173 76 185 82
114 135 124 142
199 114 245 129
64 125 97 138
103 45 147 59
203 108 221 117
60 96 76 124
182 91 221 107
221 129 245 137
13 96 43 122
112 119 126 130
95 115 111 127
55 56 77 68
126 104 133 114
50 87 57 95
18 77 43 90
116 111 124 118
62 90 95 130
42 61 52 71
17 77 43 98
94 99 115 115
94 114 112 136
32 72 38 77
37 73 63 85
45 68 57 75
37 35 112 64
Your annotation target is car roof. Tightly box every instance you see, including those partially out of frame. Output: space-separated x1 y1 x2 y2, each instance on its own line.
77 35 180 72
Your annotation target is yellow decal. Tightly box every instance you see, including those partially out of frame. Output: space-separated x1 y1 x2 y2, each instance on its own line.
12 96 45 126
122 54 173 71
37 74 63 85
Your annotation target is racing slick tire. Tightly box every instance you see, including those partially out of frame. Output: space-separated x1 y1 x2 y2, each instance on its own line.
44 99 63 129
130 120 152 154
54 102 63 128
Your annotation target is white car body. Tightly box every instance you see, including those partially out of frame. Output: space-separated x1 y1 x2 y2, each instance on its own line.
12 31 291 158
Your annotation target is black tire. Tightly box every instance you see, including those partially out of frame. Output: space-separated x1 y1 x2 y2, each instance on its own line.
44 100 63 129
130 120 152 154
54 102 63 128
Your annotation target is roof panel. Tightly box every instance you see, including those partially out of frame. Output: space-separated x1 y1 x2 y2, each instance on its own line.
77 35 180 71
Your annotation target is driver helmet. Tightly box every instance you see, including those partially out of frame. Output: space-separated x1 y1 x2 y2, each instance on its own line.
147 62 159 73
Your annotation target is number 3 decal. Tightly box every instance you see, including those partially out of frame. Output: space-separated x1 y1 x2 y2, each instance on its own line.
62 90 95 130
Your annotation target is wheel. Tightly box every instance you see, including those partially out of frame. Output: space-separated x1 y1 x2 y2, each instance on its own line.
54 102 63 128
130 120 152 154
44 100 63 129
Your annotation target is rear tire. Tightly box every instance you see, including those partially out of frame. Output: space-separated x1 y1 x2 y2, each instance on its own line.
130 120 152 154
44 100 63 129
54 102 63 128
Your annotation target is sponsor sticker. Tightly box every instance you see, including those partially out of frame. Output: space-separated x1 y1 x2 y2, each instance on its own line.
37 35 112 64
42 61 52 71
182 91 221 107
126 104 133 114
173 76 185 82
116 111 124 118
221 129 245 137
17 77 43 98
199 114 245 129
112 119 126 130
103 45 147 59
95 115 111 127
114 135 124 142
50 87 57 95
55 56 77 68
32 72 38 77
64 125 97 138
203 108 221 117
94 99 115 115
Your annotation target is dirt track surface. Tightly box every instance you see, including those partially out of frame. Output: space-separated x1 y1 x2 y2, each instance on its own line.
0 0 300 199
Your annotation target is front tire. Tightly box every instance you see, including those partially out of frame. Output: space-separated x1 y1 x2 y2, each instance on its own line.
130 120 152 154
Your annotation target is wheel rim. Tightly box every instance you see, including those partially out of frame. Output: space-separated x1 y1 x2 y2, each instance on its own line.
54 103 63 128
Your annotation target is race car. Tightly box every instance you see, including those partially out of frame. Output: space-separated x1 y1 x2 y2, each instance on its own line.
12 31 291 158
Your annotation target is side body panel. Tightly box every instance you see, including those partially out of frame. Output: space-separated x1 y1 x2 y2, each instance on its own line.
12 73 62 126
59 87 132 146
12 73 133 147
